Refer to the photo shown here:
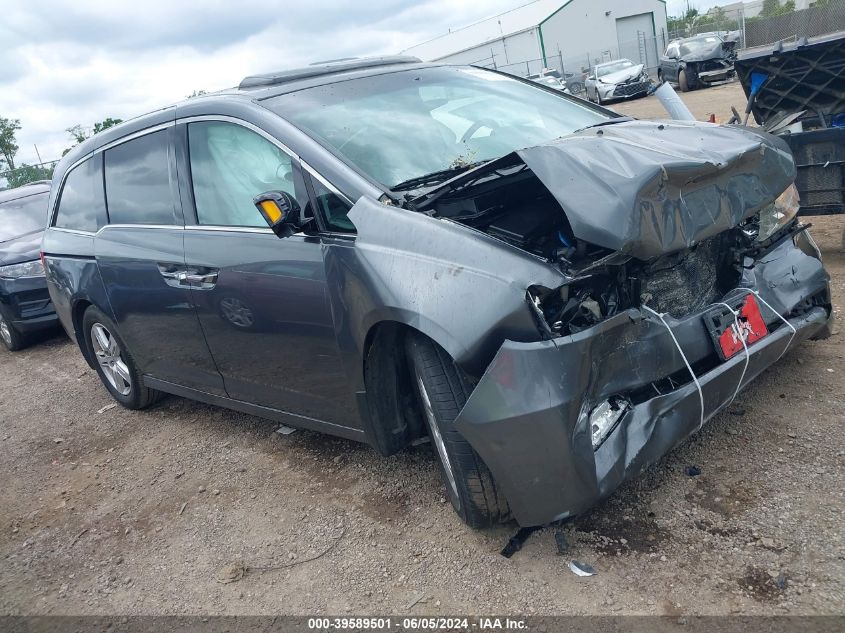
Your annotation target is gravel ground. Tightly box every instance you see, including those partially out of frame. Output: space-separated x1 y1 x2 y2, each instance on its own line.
1 85 844 616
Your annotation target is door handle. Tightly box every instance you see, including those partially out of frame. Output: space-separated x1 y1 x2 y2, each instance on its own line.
185 272 218 284
157 264 188 288
184 271 219 289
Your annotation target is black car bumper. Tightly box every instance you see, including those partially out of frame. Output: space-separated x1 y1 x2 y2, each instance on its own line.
454 234 832 526
0 276 58 334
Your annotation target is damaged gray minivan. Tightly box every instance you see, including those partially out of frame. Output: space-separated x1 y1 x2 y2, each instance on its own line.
43 57 832 528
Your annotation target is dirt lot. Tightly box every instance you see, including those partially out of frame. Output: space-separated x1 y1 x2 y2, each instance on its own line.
2 83 844 616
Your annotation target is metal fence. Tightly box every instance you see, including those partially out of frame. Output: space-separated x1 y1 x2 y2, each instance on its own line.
745 2 845 48
471 32 669 94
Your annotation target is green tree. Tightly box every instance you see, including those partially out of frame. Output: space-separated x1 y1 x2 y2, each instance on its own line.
6 163 54 188
0 116 21 173
187 89 208 99
761 0 782 16
93 117 123 134
63 117 124 156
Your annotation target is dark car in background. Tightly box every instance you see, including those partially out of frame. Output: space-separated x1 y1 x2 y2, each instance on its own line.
0 181 58 351
658 34 737 91
43 57 832 529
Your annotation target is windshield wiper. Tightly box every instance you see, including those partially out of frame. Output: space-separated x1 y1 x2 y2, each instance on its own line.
391 161 488 192
575 116 633 133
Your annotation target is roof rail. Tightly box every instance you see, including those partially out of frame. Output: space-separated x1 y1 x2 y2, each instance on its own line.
238 56 422 89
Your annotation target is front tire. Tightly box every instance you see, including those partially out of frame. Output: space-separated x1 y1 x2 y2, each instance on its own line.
82 306 162 410
406 335 510 528
679 69 690 92
0 306 26 352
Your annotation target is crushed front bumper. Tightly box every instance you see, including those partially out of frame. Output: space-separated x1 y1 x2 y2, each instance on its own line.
454 235 832 526
698 65 735 83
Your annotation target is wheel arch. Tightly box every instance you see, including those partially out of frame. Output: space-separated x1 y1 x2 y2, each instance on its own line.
360 319 449 456
71 298 97 369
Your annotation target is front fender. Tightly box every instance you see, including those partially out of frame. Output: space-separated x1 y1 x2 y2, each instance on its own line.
346 196 567 376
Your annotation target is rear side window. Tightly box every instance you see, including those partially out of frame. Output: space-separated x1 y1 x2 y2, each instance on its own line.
54 156 108 232
0 192 49 241
104 130 177 225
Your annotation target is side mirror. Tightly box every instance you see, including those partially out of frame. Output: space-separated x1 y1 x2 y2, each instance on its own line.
254 190 300 238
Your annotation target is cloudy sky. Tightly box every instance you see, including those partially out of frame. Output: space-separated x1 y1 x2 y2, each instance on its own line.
2 0 718 165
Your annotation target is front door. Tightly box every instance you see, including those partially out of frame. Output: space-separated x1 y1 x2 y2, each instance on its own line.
177 119 354 426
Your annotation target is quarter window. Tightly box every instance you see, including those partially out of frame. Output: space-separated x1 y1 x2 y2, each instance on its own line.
310 178 355 233
54 156 108 232
104 130 176 225
187 121 307 227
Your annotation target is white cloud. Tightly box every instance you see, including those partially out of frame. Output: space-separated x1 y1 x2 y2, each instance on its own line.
1 0 518 165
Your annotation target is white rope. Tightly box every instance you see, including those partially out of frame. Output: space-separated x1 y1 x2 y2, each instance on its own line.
642 305 706 431
745 289 797 361
712 301 750 408
725 288 798 361
642 290 796 433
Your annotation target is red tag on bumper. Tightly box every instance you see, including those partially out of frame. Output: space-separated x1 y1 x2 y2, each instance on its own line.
717 295 769 360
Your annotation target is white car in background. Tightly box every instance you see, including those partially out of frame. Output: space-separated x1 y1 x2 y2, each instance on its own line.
585 59 651 105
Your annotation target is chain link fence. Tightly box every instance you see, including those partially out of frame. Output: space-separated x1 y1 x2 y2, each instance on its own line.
744 2 845 49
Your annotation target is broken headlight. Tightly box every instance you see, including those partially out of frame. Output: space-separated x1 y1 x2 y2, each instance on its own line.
589 398 629 449
757 184 800 242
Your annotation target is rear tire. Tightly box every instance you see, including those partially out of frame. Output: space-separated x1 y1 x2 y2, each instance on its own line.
0 306 26 352
679 69 690 92
406 335 510 528
82 306 162 410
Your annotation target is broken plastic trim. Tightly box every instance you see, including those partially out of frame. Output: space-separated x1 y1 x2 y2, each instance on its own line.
588 398 629 450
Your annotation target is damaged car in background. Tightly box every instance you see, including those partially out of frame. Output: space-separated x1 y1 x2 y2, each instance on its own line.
659 34 737 91
43 57 832 530
585 58 651 104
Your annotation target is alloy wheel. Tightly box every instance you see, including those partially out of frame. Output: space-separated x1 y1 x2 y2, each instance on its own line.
415 372 461 508
90 323 132 396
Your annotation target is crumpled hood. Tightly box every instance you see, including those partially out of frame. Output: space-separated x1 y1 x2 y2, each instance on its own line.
515 120 795 260
0 230 44 266
599 64 644 84
681 40 733 62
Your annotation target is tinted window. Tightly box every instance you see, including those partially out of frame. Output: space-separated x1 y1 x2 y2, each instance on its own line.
188 121 308 227
310 178 354 233
0 192 49 242
104 130 176 225
54 156 108 232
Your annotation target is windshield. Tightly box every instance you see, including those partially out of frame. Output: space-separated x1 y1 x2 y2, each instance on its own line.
680 37 721 55
266 66 608 189
0 192 48 242
597 60 635 77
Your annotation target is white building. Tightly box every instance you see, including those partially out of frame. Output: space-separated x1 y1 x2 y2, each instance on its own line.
402 0 669 77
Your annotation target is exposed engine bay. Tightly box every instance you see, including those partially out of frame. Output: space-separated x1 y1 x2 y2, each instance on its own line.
403 120 812 337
